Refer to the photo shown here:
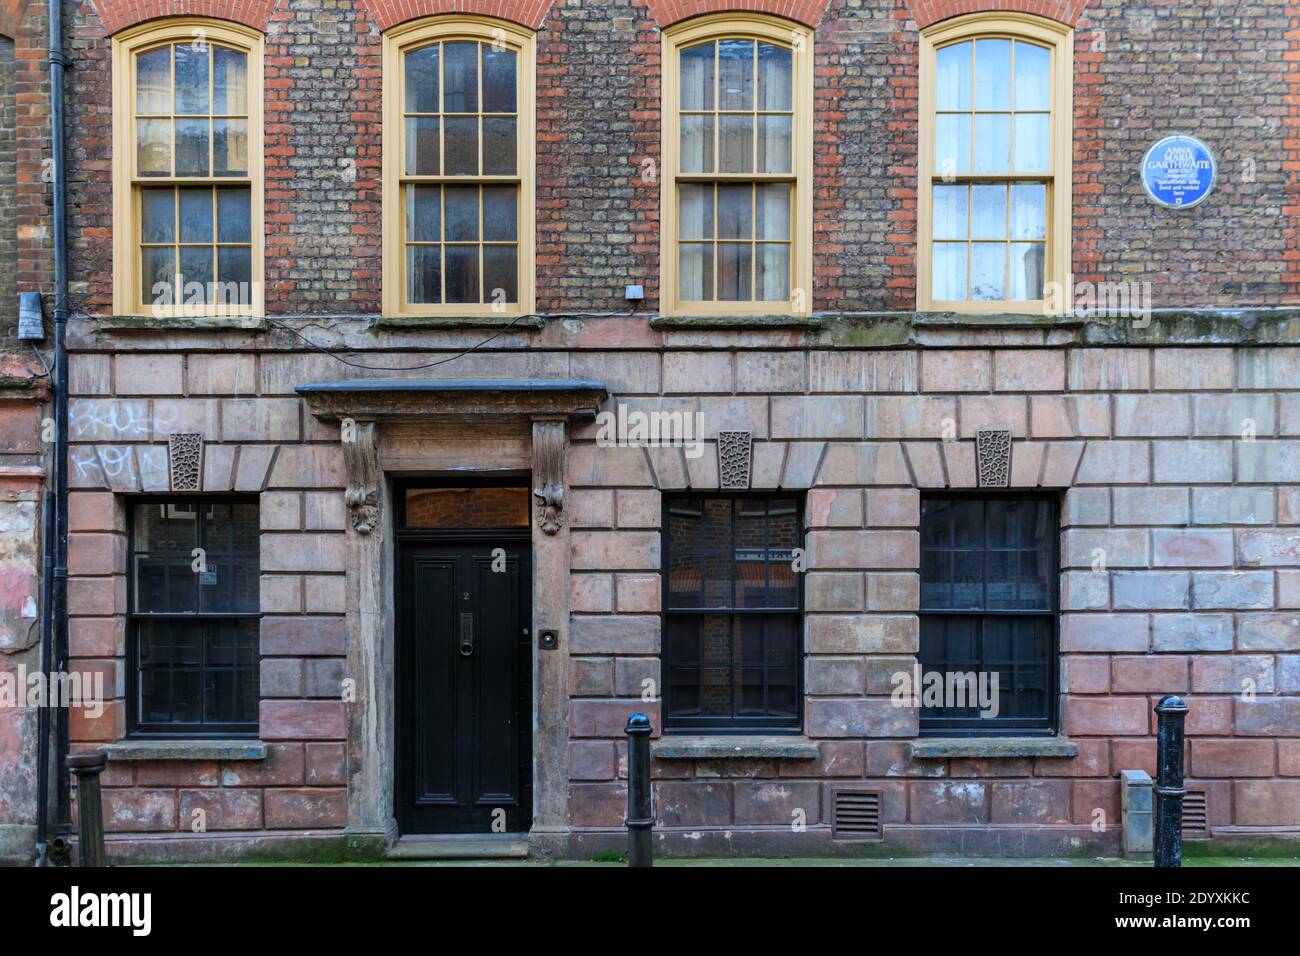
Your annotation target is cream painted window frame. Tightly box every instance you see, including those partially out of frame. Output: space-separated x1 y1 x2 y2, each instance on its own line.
917 13 1072 314
112 18 265 318
382 16 536 318
660 13 814 317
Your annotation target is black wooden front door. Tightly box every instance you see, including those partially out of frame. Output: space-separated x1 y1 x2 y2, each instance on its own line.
397 541 532 834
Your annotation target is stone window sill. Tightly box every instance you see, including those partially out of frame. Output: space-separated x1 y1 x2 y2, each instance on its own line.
103 739 268 761
96 315 267 332
650 314 825 331
651 735 820 760
910 736 1078 759
370 314 545 331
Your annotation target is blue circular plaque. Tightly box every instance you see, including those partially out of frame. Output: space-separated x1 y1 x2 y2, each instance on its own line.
1141 135 1217 209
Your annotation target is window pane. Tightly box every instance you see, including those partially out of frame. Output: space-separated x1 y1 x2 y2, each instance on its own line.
482 118 518 175
717 184 752 239
1009 243 1045 300
178 187 213 243
483 47 517 113
932 184 967 240
444 245 480 303
718 115 753 173
680 43 715 111
138 619 202 723
483 246 518 304
213 119 248 176
136 47 171 114
757 43 792 110
482 186 517 241
142 248 175 306
680 115 714 174
717 243 753 301
174 43 210 114
405 44 439 113
133 503 199 610
757 115 791 173
970 183 1006 240
1010 183 1046 240
407 185 440 242
679 242 713 300
1014 41 1050 110
971 243 1006 300
216 187 252 243
756 183 790 240
179 247 214 302
973 38 1011 110
174 118 210 176
679 183 713 239
141 188 175 243
216 248 252 296
137 118 171 176
757 244 789 302
442 41 479 113
405 117 440 176
931 242 966 300
972 113 1011 173
213 47 248 115
203 620 258 723
408 246 442 304
698 614 734 717
935 113 970 173
718 39 754 111
443 186 479 241
1013 113 1050 173
404 487 530 528
935 41 971 110
664 496 803 729
200 502 259 612
443 116 478 175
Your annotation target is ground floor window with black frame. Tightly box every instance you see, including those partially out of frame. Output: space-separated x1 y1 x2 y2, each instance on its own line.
129 498 260 736
663 494 802 732
919 494 1058 735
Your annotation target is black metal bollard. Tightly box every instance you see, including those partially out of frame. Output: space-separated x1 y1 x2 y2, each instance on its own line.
625 713 654 867
67 751 109 867
1153 695 1188 869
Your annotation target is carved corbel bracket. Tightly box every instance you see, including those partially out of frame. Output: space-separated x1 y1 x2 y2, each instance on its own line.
532 420 566 535
342 419 381 534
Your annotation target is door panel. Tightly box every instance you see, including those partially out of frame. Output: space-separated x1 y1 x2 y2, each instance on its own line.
398 541 531 834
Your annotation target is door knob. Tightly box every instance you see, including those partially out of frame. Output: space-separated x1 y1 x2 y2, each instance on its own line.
459 612 474 656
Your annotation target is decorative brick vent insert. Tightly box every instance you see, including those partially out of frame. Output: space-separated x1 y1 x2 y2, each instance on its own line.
832 789 883 841
1182 790 1209 840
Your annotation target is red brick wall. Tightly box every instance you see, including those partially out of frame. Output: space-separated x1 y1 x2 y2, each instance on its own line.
63 0 1299 315
360 0 556 32
3 0 51 318
88 0 278 35
904 0 1089 30
644 0 833 29
1286 3 1300 303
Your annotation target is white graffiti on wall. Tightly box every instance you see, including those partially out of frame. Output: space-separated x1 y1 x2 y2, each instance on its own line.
68 400 182 441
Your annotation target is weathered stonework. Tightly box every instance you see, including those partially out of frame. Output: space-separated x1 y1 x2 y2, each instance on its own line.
0 0 1294 865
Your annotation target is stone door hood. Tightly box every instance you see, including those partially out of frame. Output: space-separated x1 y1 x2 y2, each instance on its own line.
296 379 609 421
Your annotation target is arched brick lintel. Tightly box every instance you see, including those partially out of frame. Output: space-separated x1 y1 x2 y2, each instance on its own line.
646 1 833 30
0 0 29 38
89 1 278 36
359 1 556 33
905 0 1094 30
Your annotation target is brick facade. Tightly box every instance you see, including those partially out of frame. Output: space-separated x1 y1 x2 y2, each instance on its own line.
2 0 1297 862
0 0 47 864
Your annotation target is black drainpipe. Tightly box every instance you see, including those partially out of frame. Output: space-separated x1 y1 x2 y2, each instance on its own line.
42 0 72 865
